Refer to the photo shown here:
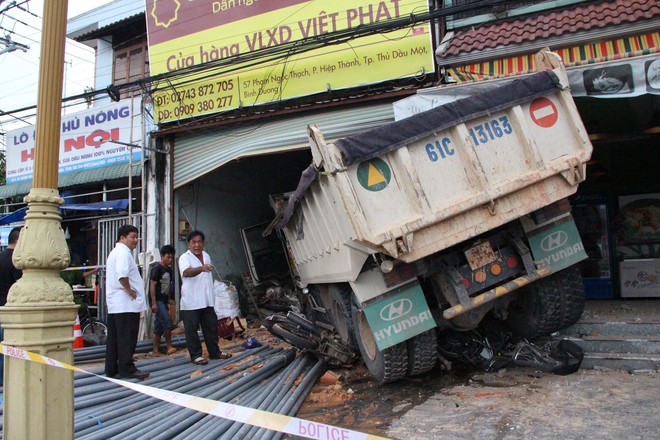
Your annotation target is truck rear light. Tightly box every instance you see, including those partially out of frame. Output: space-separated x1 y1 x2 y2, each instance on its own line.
456 245 524 295
506 256 518 268
474 270 487 283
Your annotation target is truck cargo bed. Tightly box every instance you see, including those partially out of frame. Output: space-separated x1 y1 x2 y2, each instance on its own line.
275 68 592 286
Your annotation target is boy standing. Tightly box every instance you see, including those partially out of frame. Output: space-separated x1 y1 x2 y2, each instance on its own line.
150 245 177 356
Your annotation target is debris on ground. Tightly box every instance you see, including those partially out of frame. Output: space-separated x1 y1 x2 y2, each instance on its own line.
319 370 342 385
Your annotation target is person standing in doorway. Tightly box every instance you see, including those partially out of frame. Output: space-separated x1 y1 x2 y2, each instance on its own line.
150 244 177 356
179 230 231 365
0 227 23 385
104 225 149 379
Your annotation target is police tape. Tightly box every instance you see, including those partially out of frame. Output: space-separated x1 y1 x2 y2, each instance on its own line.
0 343 391 440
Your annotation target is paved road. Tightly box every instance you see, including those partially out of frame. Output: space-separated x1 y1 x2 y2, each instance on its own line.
387 368 659 440
295 365 659 440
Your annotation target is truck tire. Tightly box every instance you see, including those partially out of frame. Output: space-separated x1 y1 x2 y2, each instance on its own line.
352 300 408 383
406 329 438 376
327 284 358 350
557 266 585 329
506 277 562 339
507 266 585 338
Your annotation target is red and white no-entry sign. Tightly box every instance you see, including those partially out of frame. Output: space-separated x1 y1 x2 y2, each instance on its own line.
529 97 558 128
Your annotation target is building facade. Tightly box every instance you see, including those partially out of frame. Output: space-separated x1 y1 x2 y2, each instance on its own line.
64 0 660 303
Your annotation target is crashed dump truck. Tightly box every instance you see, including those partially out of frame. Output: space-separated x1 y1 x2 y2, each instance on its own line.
264 58 593 383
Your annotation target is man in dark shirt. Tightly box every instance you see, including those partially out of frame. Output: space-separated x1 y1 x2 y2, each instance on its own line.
0 226 23 385
0 227 22 306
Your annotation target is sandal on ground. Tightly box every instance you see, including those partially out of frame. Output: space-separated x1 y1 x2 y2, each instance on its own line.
211 351 232 360
167 347 176 355
192 357 208 365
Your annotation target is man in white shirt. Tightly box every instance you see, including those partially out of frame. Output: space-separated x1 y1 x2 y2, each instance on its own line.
179 230 231 365
104 224 149 379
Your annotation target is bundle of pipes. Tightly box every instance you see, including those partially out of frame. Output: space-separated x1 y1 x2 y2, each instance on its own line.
74 335 191 363
0 345 325 439
64 344 323 439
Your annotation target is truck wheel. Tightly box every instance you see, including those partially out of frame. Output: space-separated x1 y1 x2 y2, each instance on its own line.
506 277 561 339
352 301 408 383
406 329 438 376
507 266 585 338
557 266 585 329
327 284 358 350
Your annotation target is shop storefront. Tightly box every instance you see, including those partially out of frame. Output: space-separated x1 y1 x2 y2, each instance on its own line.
143 0 438 283
168 101 398 281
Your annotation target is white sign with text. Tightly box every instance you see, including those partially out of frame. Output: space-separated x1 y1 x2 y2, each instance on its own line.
5 101 143 184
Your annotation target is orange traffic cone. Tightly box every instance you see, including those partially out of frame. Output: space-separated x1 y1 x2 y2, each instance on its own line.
73 315 84 349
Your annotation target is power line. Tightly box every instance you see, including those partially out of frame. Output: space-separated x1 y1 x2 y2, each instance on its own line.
15 1 39 19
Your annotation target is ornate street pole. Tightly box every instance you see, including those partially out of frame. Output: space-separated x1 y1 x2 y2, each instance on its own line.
0 1 77 439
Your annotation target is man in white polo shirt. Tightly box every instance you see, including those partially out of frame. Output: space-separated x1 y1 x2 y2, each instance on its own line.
104 224 149 379
179 230 231 365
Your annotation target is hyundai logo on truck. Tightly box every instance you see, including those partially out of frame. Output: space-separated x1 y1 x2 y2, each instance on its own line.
363 284 437 351
529 218 588 272
541 230 568 251
380 298 413 321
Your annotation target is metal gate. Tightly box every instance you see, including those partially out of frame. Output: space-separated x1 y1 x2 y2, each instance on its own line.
96 214 143 322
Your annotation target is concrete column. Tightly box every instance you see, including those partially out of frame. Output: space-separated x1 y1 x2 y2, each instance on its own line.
0 1 77 439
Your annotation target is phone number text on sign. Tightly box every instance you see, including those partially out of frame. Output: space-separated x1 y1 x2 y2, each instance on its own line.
154 79 237 121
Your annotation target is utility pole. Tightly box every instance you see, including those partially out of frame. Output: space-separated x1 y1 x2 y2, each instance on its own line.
0 0 77 439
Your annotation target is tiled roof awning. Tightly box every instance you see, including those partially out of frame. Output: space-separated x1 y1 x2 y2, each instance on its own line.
447 32 660 83
438 0 659 61
437 0 660 84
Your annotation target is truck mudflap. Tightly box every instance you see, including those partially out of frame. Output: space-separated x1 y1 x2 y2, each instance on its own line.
360 282 436 351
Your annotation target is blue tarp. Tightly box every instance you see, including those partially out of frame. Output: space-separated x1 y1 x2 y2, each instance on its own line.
0 208 27 225
0 199 129 225
61 199 129 212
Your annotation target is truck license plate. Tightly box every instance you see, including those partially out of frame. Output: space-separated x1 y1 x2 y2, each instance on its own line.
465 241 497 271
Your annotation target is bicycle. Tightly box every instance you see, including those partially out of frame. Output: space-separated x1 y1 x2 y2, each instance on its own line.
75 291 108 346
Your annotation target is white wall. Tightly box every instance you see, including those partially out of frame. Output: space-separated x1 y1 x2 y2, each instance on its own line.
93 37 114 106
